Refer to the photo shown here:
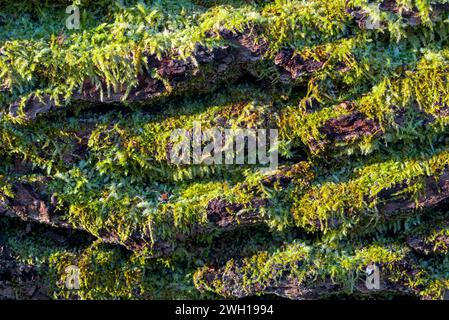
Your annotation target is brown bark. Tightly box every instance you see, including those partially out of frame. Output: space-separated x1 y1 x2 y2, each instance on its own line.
0 246 48 300
377 170 449 215
196 254 423 299
347 1 449 30
9 28 270 121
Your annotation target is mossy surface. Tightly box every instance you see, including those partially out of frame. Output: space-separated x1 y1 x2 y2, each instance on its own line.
1 0 449 300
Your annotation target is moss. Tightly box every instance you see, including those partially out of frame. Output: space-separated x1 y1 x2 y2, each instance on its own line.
1 0 449 300
194 239 449 299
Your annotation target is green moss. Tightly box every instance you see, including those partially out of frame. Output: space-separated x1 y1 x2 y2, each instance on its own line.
2 0 449 300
